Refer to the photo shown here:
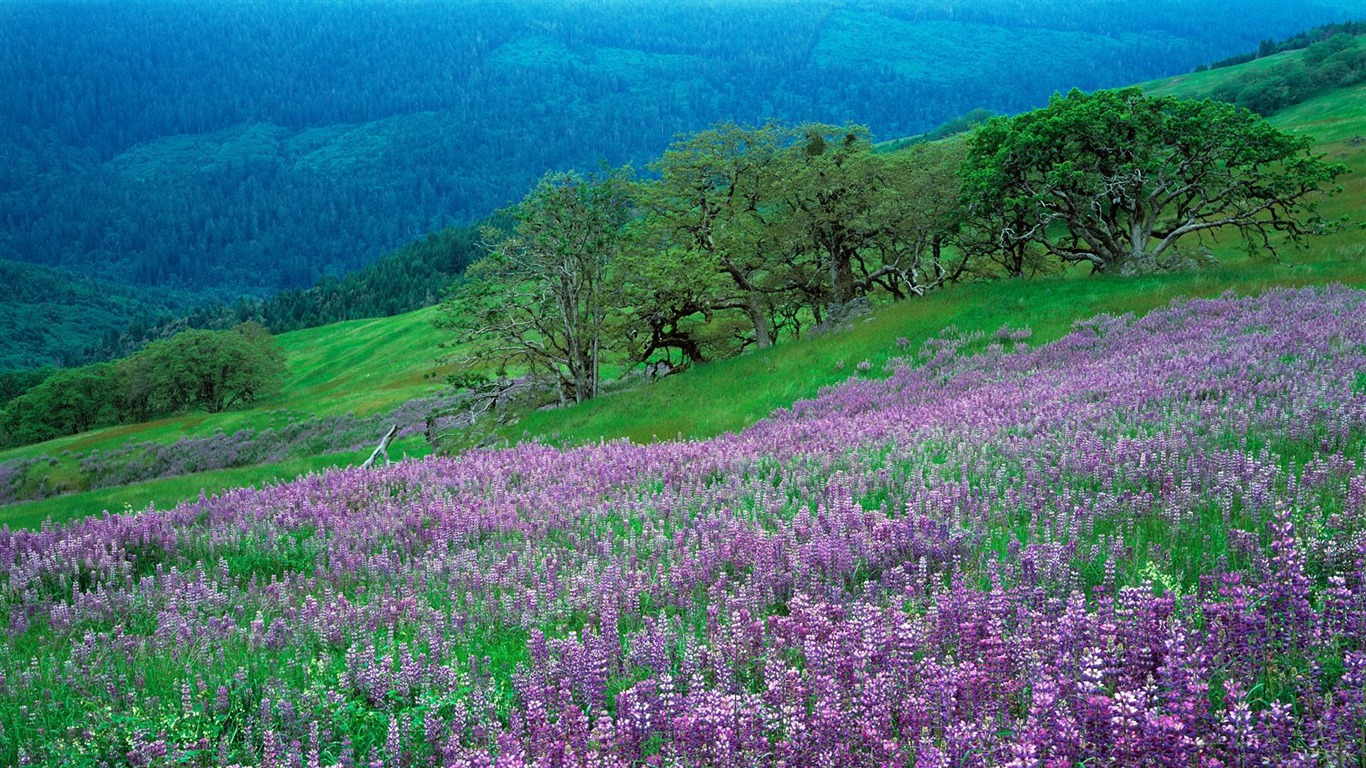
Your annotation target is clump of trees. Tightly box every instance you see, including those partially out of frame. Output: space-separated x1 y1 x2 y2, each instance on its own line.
438 123 970 404
0 367 56 411
1204 21 1366 71
1210 32 1366 115
439 89 1344 408
0 324 285 447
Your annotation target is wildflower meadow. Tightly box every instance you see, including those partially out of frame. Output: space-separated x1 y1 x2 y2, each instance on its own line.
3 285 1365 766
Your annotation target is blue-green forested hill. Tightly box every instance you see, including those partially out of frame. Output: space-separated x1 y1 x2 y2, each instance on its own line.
0 261 195 370
2 0 1365 366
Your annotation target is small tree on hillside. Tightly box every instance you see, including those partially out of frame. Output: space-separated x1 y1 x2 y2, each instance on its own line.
962 88 1346 274
152 323 285 413
438 169 633 406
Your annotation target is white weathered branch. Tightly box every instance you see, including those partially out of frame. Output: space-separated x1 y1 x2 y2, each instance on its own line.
361 424 398 469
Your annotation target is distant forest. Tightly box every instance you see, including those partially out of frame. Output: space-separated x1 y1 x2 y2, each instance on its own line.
2 0 1364 367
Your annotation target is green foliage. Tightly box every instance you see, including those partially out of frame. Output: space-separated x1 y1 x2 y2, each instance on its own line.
438 169 634 405
0 366 120 446
633 121 968 354
641 121 807 350
961 88 1348 274
0 367 55 411
613 248 752 369
779 126 883 307
869 140 975 286
0 325 285 448
1209 32 1366 114
455 98 1316 411
146 323 286 414
435 120 973 411
0 260 193 370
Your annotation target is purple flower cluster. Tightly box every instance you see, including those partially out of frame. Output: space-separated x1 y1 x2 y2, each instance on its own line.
0 457 57 506
0 458 34 506
3 285 1366 766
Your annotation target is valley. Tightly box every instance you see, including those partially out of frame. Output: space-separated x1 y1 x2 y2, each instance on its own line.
3 6 1366 766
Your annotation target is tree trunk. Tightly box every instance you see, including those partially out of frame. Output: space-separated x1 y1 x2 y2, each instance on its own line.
721 259 773 348
746 294 773 349
1125 222 1158 274
830 243 856 307
574 356 590 404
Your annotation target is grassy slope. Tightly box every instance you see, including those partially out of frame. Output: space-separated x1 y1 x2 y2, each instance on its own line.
2 306 446 464
0 308 448 526
3 60 1364 529
1140 50 1304 99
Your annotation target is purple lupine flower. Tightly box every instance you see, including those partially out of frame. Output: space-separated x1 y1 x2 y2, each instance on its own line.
2 286 1366 765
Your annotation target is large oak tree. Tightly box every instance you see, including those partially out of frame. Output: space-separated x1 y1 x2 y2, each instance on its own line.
643 123 800 349
962 88 1346 273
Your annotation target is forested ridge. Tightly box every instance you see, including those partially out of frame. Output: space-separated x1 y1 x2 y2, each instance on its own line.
3 0 1364 369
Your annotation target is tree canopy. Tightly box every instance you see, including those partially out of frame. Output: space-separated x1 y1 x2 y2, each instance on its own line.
437 170 634 406
147 323 285 414
961 88 1346 273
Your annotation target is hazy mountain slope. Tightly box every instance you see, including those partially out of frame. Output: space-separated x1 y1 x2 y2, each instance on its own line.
0 261 192 370
1 0 1361 306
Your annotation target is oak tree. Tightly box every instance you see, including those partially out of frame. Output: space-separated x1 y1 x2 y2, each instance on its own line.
438 169 633 405
962 88 1346 274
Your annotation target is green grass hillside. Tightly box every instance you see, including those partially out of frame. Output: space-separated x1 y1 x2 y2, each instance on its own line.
3 57 1364 529
0 308 450 527
3 306 446 463
1141 51 1307 100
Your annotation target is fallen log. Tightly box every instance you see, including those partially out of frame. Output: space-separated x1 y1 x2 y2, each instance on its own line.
361 424 399 469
